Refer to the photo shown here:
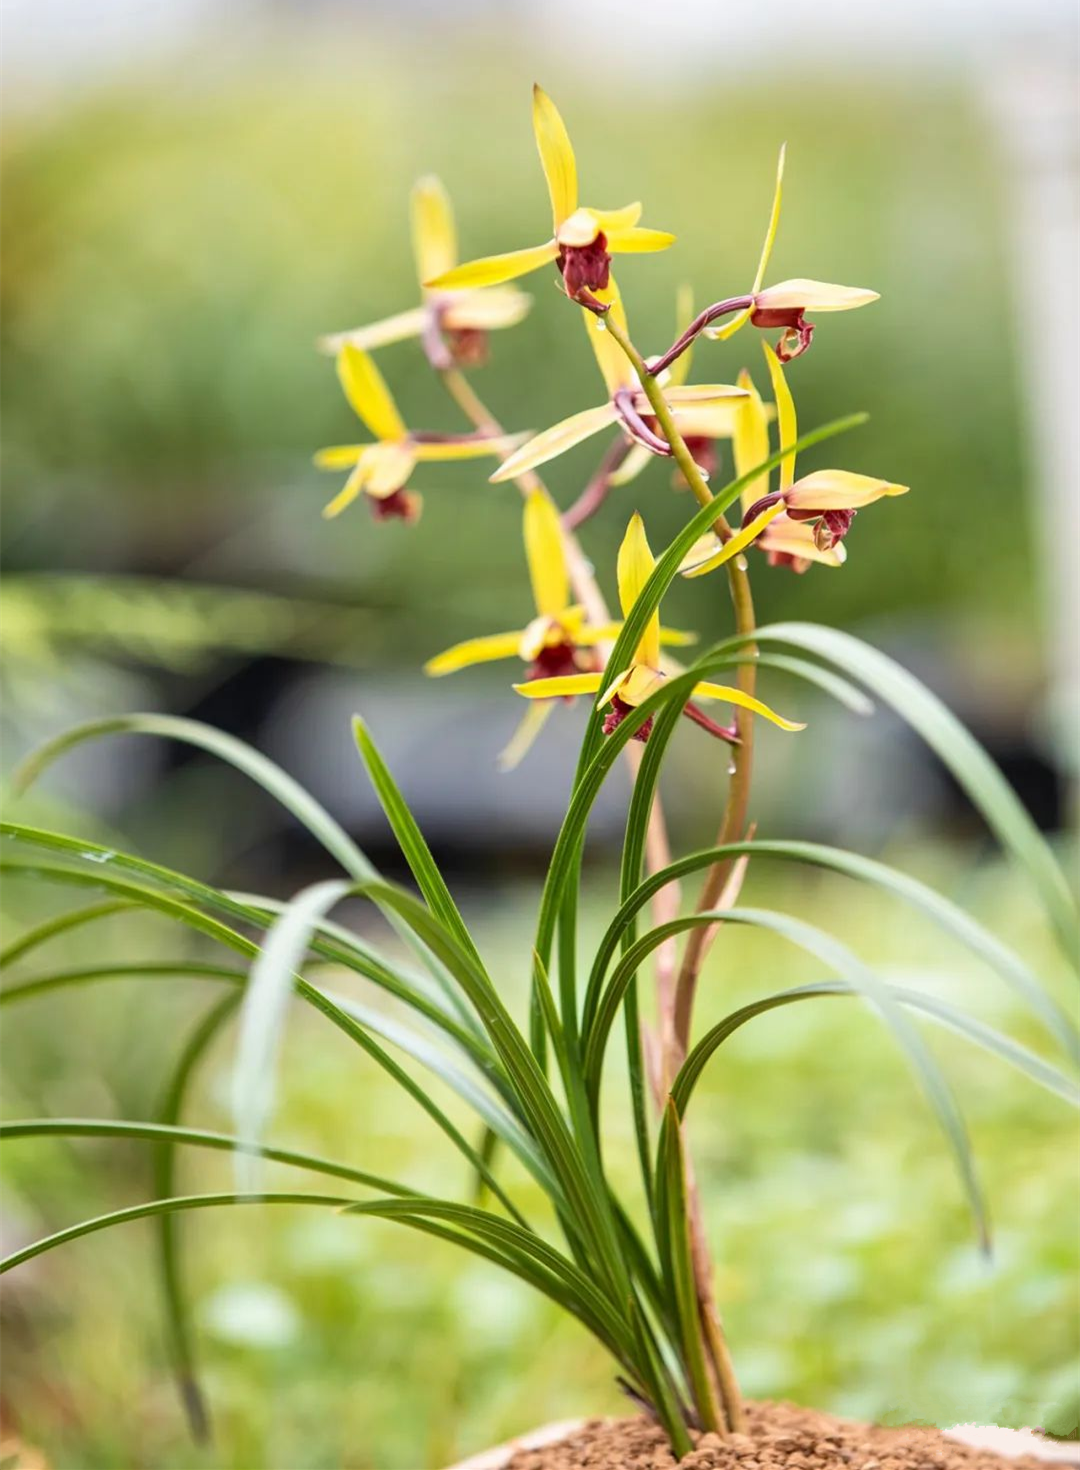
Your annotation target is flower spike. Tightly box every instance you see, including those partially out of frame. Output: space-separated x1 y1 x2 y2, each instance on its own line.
517 513 804 742
314 344 518 522
318 177 531 369
425 87 674 308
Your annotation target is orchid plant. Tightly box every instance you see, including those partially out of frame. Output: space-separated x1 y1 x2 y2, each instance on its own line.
2 86 1078 1461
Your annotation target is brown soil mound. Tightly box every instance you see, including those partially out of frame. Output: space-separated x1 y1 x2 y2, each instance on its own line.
506 1400 1055 1470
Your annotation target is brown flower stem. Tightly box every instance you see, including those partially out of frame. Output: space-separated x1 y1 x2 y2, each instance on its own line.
563 437 630 530
602 312 750 1435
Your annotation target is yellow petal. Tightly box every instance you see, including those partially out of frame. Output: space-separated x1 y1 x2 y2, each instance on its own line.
514 672 603 700
322 455 373 519
608 442 653 487
760 515 847 568
424 630 525 676
524 490 569 618
411 175 457 288
710 143 787 343
762 343 796 492
607 226 676 254
669 282 696 386
314 444 367 470
491 402 617 482
617 513 660 667
581 277 635 395
691 682 805 731
497 699 556 771
680 500 786 578
337 344 406 442
754 278 880 313
785 469 909 509
665 402 743 440
734 366 772 511
593 202 644 230
413 435 520 463
533 84 578 230
442 286 532 331
426 241 560 291
318 308 428 355
365 442 417 496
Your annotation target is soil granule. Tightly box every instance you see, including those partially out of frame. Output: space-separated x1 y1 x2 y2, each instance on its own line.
506 1400 1056 1470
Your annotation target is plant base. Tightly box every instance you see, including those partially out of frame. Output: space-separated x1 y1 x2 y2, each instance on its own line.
449 1401 1078 1470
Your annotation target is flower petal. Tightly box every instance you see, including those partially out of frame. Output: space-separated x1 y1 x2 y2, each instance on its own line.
587 202 643 232
314 444 367 470
322 454 373 519
680 500 786 578
763 343 797 492
366 442 417 496
497 699 556 771
424 630 525 676
491 403 616 482
411 175 457 288
607 226 676 254
734 366 772 511
608 441 653 487
426 241 559 292
318 308 428 355
337 344 406 442
583 277 635 395
413 435 521 463
513 672 603 700
524 490 569 618
617 513 661 667
755 278 880 313
533 84 578 230
785 469 909 509
573 620 624 647
655 383 748 405
442 286 532 331
691 682 805 731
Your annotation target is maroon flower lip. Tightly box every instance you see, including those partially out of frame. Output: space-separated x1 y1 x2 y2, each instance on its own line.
370 488 419 523
557 232 612 311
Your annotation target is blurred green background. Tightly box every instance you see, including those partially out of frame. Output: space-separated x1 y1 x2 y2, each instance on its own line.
2 3 1078 1467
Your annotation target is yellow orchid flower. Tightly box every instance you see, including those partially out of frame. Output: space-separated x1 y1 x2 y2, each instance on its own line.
318 177 531 369
491 282 748 484
680 346 907 578
424 86 674 310
424 492 694 768
651 147 878 374
315 344 519 522
516 513 804 743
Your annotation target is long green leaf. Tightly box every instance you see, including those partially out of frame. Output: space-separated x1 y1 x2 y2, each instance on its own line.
587 906 990 1250
656 1101 721 1432
0 855 551 1209
0 899 140 966
352 716 483 968
11 714 471 1018
670 980 1080 1112
749 625 1080 969
230 874 527 1222
588 841 1079 1064
0 1118 421 1196
155 995 238 1444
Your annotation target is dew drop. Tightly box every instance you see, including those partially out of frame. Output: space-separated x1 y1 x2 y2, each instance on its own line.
726 761 737 777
